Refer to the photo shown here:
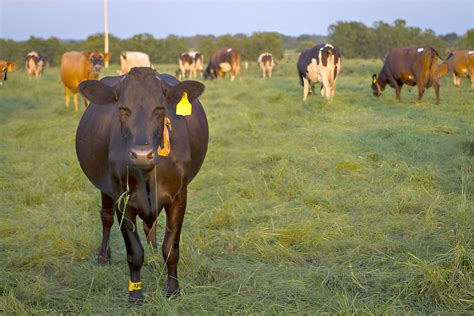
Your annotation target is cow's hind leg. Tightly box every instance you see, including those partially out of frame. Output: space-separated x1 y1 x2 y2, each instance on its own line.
73 92 79 112
302 77 310 101
98 192 114 265
65 87 70 108
433 80 440 105
162 189 187 297
143 220 158 252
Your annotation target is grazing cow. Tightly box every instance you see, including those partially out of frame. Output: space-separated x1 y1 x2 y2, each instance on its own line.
297 43 341 101
60 51 108 112
0 60 15 85
178 52 194 80
25 51 44 80
437 50 474 87
189 51 204 78
257 52 274 78
204 48 242 81
372 46 441 104
119 51 151 75
76 67 208 303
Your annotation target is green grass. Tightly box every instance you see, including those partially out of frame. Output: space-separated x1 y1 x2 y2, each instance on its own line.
0 58 472 314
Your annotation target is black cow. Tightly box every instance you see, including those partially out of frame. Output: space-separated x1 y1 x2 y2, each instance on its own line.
76 67 208 303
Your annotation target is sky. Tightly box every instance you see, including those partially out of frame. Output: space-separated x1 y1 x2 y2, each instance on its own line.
0 0 472 40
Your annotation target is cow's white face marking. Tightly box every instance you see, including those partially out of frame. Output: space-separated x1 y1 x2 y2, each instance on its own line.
469 51 474 55
417 48 425 52
226 48 232 52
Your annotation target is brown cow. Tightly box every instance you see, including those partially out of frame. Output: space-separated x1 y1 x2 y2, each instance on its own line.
258 52 274 78
60 51 109 112
438 50 474 87
0 60 15 85
371 46 441 104
204 48 242 81
25 51 44 80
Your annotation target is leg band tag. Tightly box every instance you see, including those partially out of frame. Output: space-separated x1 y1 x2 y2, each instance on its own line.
129 281 142 291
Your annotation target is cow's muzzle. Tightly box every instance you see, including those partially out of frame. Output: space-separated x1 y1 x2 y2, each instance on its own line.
129 145 155 169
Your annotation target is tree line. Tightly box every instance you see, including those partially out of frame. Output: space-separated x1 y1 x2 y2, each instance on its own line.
1 20 472 67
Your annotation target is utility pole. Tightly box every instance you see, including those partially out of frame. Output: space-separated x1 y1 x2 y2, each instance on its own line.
104 0 109 68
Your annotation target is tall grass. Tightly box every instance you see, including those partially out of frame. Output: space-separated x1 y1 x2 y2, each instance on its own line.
0 59 472 313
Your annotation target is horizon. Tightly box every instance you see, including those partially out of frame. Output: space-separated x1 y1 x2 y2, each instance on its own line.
0 0 472 41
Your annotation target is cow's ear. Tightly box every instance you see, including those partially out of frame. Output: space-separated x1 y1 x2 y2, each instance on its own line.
104 53 110 62
79 80 118 105
164 80 205 104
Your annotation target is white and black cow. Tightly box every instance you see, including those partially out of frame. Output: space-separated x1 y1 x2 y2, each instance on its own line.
257 53 274 78
297 44 341 101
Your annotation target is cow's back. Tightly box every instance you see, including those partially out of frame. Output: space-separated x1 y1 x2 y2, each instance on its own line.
60 51 90 92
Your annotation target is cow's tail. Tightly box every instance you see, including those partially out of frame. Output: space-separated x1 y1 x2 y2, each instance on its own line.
428 47 441 86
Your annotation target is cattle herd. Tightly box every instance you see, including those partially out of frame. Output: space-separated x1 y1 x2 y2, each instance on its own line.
0 44 473 304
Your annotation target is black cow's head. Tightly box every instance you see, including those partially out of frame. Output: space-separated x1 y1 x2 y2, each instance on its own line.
203 62 217 80
371 74 381 96
79 67 204 171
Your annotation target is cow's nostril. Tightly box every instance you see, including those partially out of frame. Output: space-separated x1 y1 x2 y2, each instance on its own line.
130 152 138 159
147 151 154 160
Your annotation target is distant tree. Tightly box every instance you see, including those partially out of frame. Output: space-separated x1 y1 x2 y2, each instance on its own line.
296 41 316 53
462 29 474 49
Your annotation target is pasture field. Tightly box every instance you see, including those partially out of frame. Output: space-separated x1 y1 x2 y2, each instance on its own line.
0 57 472 314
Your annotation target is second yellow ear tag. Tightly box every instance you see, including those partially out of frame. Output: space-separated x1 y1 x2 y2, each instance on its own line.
176 92 192 116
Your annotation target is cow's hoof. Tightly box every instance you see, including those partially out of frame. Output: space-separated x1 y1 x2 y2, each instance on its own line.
128 290 144 305
165 286 180 298
97 256 111 265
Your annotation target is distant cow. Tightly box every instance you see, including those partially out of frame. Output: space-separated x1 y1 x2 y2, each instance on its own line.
297 44 341 101
60 51 108 112
204 48 242 81
25 51 44 80
178 52 194 80
257 53 274 78
372 46 441 104
76 67 208 303
437 50 474 87
119 51 151 75
189 51 204 78
0 60 15 85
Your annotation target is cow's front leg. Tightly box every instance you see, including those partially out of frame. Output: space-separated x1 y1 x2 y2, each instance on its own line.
98 192 114 265
162 189 187 297
117 208 145 304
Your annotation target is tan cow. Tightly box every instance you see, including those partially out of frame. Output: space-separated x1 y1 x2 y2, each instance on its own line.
0 60 15 85
119 51 151 75
438 50 474 87
257 53 274 78
60 51 108 112
25 51 44 80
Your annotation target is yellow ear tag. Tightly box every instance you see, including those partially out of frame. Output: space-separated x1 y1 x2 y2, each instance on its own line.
7 64 13 72
176 92 192 116
372 77 377 84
